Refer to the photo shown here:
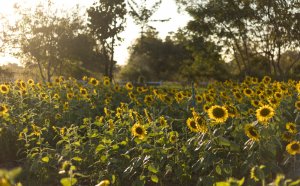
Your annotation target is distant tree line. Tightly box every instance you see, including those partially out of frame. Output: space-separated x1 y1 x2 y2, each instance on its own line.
0 0 299 82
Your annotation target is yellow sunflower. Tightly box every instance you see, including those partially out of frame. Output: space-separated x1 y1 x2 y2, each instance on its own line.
125 82 133 91
169 131 179 143
0 84 9 94
131 123 147 139
195 94 203 103
0 104 9 117
175 91 184 103
186 117 200 132
79 87 88 97
244 124 260 141
243 88 253 97
281 131 294 142
89 77 99 86
295 101 300 111
286 141 300 155
256 105 274 123
207 105 229 123
286 122 297 134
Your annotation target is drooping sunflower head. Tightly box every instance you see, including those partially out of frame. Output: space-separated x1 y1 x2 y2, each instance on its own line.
256 105 275 124
207 105 229 123
281 131 294 142
0 84 9 94
131 123 147 139
244 124 260 141
286 141 300 155
286 122 297 134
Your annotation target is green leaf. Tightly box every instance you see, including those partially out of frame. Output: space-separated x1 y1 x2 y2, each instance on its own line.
101 155 108 162
148 164 158 173
214 182 229 186
215 165 222 175
41 156 49 163
72 157 82 162
112 144 119 150
60 177 77 186
112 174 116 184
151 175 159 183
95 144 105 153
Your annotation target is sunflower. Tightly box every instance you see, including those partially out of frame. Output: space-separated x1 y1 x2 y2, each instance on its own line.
125 82 133 91
103 79 110 86
244 124 260 141
0 104 9 116
0 84 9 94
195 116 208 133
159 116 168 127
186 117 200 132
295 101 300 111
144 95 154 105
207 105 228 123
203 103 211 113
203 94 214 103
286 141 300 155
195 94 203 103
175 91 184 103
274 91 283 100
251 99 261 107
67 92 74 100
79 87 88 97
256 105 274 123
286 122 297 134
233 92 243 102
262 76 271 84
243 88 253 97
169 131 179 143
89 78 99 86
27 79 35 85
296 81 300 93
131 123 147 139
281 131 294 142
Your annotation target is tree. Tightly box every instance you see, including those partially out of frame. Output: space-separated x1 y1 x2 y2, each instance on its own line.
120 29 192 82
87 0 127 80
8 1 92 81
177 0 300 79
127 0 170 39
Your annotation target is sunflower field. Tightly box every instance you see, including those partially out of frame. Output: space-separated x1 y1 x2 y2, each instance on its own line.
0 76 300 186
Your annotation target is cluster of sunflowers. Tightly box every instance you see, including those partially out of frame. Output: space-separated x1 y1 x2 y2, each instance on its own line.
0 76 300 185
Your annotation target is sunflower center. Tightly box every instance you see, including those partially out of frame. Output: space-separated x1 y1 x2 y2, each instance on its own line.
291 143 300 151
0 106 4 112
190 121 197 129
249 127 258 137
212 107 225 118
1 87 7 91
135 127 143 135
260 108 270 117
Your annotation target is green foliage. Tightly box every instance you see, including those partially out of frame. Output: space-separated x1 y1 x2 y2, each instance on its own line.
0 76 300 185
120 30 191 82
87 0 127 80
181 0 300 79
7 1 96 81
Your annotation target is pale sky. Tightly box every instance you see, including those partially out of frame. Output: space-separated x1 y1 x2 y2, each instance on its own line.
0 0 190 66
